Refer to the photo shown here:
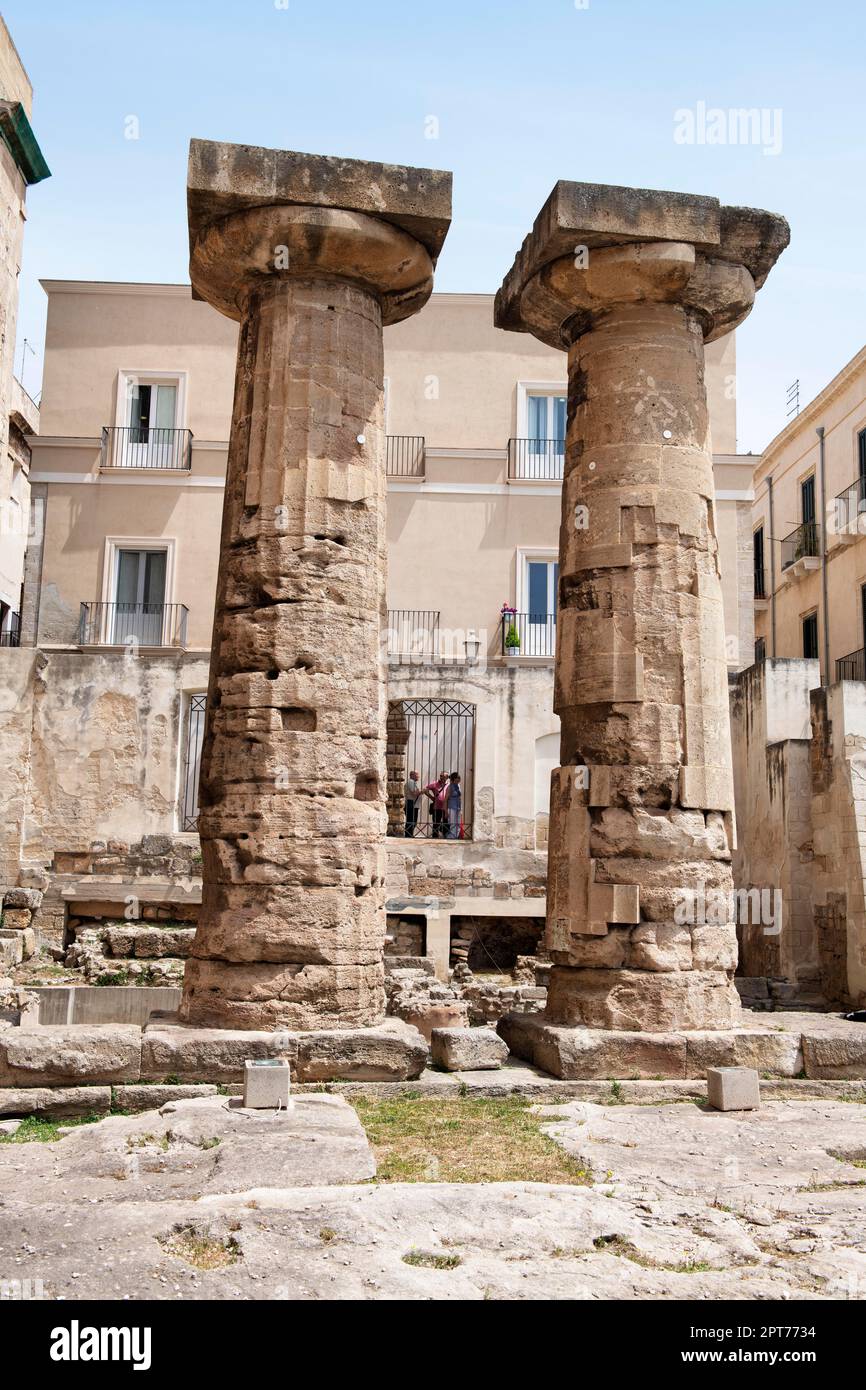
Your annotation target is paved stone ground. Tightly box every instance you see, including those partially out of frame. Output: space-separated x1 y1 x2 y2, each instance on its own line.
1 1091 865 1299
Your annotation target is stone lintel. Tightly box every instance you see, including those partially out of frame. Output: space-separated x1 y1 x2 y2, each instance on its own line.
187 138 452 263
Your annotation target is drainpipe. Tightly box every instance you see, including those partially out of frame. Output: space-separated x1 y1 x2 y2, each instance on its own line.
817 426 830 683
767 475 777 657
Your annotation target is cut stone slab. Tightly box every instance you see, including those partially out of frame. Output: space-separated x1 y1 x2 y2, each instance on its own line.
0 1026 141 1088
243 1058 291 1109
707 1066 761 1111
112 1083 218 1114
397 1002 469 1043
141 1017 427 1084
0 1086 112 1118
0 934 23 967
802 1031 866 1080
0 1118 21 1135
431 1027 509 1072
0 1094 375 1198
499 1012 813 1080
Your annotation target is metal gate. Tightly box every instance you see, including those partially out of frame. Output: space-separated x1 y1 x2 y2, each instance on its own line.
180 693 206 831
389 699 475 840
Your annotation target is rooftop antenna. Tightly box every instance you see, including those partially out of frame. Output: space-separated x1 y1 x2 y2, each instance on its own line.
17 337 36 391
786 378 800 420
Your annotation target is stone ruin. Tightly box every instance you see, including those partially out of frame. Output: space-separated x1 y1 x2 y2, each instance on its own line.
178 140 451 1033
8 146 866 1100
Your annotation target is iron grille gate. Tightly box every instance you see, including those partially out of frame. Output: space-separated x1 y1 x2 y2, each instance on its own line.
180 693 207 831
387 699 475 840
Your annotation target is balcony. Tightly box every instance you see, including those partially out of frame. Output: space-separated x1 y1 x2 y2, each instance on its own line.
837 647 866 682
78 602 189 649
0 619 21 648
101 426 193 471
386 609 440 662
834 474 866 543
501 610 556 658
780 521 821 579
507 438 564 482
754 568 769 608
385 435 425 478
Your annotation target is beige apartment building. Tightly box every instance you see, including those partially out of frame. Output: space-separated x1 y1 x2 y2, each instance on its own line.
4 281 748 975
752 343 866 680
0 15 49 646
726 342 866 1010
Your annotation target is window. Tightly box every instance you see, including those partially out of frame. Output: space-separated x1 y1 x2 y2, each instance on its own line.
112 547 167 644
112 370 187 469
514 383 567 479
387 699 475 840
802 612 819 660
180 693 207 830
801 475 816 525
755 636 766 665
859 427 866 483
513 552 558 656
753 526 765 599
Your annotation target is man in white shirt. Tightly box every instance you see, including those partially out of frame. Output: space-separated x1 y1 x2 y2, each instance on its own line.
404 770 421 837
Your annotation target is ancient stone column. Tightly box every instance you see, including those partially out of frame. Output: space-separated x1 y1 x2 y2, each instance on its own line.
180 141 451 1030
495 183 788 1039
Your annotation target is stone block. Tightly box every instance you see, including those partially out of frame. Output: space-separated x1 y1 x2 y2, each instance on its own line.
431 1027 508 1072
685 1029 803 1078
294 1019 428 1083
396 1001 469 1042
243 1058 291 1109
141 1023 296 1082
111 1083 218 1113
0 1026 141 1088
0 1118 21 1135
3 888 42 910
802 1032 866 1080
0 1086 112 1118
0 934 23 967
706 1066 761 1111
497 1012 687 1080
20 929 37 960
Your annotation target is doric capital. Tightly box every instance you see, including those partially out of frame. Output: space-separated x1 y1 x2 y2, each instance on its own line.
187 140 452 324
494 180 789 348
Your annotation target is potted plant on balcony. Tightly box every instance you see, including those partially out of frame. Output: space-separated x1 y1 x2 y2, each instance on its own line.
501 603 520 655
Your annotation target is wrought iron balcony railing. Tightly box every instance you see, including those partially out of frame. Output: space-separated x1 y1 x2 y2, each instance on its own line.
101 425 193 471
837 647 866 682
780 521 820 571
507 438 564 481
385 435 425 478
0 621 21 648
834 474 866 536
754 568 767 600
78 602 189 648
386 609 440 660
501 610 556 657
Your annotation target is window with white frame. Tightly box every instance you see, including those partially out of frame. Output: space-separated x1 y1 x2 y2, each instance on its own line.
112 371 187 469
515 383 567 479
514 549 559 656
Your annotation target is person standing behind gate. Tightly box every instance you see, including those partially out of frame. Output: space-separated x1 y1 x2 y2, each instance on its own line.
445 772 462 839
424 771 448 838
404 770 421 837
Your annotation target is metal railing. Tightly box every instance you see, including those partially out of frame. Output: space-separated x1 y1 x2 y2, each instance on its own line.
507 438 565 481
780 521 820 571
837 647 866 682
0 613 21 647
385 435 425 478
101 426 193 471
834 474 866 536
501 610 556 657
386 609 440 660
754 568 767 600
78 601 189 648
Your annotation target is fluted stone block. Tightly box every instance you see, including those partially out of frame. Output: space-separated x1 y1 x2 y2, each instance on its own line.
179 142 450 1030
496 181 788 1032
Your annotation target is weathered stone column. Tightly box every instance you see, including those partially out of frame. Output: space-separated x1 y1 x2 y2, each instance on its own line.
180 142 450 1030
495 184 788 1044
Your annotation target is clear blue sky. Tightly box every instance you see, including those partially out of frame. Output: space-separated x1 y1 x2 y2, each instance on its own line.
6 0 865 451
